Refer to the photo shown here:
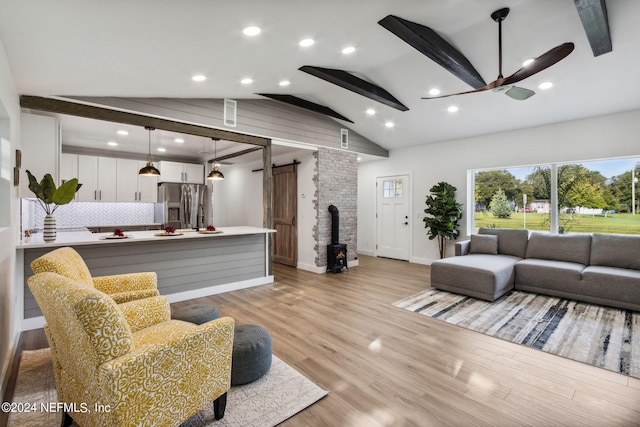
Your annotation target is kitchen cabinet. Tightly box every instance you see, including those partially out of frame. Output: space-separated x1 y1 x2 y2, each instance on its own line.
77 155 117 202
19 113 60 198
158 161 204 184
116 158 158 202
59 153 79 201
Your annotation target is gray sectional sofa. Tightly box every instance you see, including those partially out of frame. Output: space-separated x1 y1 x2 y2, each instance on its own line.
430 228 640 312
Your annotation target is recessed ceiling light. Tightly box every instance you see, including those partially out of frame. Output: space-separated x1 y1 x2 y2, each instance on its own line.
107 141 118 146
429 88 441 96
538 81 553 90
157 147 167 153
243 26 261 36
299 38 315 47
522 58 535 67
117 130 128 136
385 121 395 128
357 157 362 161
174 138 184 143
448 106 459 113
241 78 253 85
192 75 206 82
366 108 376 115
342 46 356 54
279 80 290 87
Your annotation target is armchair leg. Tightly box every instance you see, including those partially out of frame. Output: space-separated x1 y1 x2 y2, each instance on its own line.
213 392 227 420
61 412 73 427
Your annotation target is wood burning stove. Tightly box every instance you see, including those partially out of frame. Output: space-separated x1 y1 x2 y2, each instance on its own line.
327 205 347 273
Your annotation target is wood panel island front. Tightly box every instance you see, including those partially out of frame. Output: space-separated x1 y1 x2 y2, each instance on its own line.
17 226 275 329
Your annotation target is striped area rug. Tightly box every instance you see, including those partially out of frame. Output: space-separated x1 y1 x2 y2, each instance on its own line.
394 289 640 379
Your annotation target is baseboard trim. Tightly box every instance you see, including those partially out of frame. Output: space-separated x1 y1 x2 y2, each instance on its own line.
357 250 375 257
21 275 275 331
409 257 436 265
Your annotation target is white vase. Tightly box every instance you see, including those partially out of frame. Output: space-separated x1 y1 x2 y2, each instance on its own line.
43 213 57 242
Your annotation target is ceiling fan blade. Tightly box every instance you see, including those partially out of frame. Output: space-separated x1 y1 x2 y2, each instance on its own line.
502 42 574 86
422 80 501 99
379 15 487 89
504 86 535 100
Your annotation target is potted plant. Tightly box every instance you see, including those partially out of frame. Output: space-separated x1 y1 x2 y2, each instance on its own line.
26 170 82 242
423 181 463 259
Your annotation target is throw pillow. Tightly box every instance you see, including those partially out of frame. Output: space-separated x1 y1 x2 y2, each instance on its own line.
470 234 499 255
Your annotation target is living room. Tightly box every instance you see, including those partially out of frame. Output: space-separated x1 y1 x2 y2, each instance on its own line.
1 1 640 426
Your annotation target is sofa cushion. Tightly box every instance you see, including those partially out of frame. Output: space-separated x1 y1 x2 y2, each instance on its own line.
590 233 640 271
525 233 591 265
515 258 585 291
478 228 529 258
431 254 520 301
470 234 498 255
581 266 640 310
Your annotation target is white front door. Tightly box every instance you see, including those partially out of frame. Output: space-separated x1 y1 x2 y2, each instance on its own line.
376 174 410 260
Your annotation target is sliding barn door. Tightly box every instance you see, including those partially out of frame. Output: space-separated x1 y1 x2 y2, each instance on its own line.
272 164 297 266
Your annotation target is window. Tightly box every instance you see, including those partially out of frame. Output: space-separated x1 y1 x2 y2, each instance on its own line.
470 157 640 235
383 179 403 198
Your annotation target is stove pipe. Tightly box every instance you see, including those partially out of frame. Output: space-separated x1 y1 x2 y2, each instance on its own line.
328 204 339 244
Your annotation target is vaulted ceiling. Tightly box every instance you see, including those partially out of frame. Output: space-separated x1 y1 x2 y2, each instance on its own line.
1 0 639 156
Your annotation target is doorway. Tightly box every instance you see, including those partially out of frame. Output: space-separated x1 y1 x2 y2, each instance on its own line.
272 164 297 266
376 174 411 260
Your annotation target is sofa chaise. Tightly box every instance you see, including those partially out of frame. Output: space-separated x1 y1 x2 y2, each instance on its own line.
430 228 640 312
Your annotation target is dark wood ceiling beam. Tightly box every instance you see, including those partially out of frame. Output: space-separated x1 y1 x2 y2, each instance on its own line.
299 66 409 112
573 0 612 56
207 147 262 164
256 93 353 123
20 95 270 146
378 15 487 89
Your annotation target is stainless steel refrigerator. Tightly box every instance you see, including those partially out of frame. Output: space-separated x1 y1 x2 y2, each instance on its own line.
155 183 209 230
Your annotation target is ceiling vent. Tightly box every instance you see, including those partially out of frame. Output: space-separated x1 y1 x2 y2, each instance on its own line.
224 99 237 127
340 128 348 149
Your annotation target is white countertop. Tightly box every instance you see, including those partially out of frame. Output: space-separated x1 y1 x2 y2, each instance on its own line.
17 226 276 249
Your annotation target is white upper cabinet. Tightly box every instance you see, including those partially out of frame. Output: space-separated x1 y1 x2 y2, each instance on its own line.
116 158 158 202
77 155 117 202
59 153 79 201
20 113 60 198
158 161 204 184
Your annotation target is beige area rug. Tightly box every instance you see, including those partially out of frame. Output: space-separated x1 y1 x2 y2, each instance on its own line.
9 348 327 427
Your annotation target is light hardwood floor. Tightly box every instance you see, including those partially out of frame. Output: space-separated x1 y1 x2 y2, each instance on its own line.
7 256 640 426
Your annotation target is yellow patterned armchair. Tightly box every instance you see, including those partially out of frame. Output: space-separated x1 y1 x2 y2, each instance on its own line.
28 272 235 427
31 246 159 304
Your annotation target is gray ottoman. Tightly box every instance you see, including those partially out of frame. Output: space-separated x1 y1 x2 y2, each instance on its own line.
232 324 272 386
171 304 220 325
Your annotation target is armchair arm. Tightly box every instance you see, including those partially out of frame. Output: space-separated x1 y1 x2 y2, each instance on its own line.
455 239 471 256
118 296 171 332
93 272 157 294
100 317 235 425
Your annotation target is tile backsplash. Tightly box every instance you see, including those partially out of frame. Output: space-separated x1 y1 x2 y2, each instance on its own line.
22 199 156 230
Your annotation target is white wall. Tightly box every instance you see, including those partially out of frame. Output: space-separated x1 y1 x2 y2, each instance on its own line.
358 109 640 264
0 36 21 397
213 148 318 270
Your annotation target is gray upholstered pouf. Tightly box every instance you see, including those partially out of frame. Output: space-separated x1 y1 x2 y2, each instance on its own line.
171 304 220 325
232 324 272 386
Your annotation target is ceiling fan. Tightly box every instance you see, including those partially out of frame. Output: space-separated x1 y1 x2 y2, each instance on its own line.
381 8 573 101
428 8 573 100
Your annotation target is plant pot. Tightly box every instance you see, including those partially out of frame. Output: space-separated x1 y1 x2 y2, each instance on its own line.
43 214 57 242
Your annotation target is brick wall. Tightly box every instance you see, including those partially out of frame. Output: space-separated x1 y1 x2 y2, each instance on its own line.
313 147 358 267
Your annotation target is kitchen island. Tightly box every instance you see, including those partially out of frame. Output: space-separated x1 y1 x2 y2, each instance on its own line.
17 227 275 329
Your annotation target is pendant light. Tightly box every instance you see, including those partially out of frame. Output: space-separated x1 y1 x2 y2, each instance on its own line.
138 126 161 176
207 138 225 180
